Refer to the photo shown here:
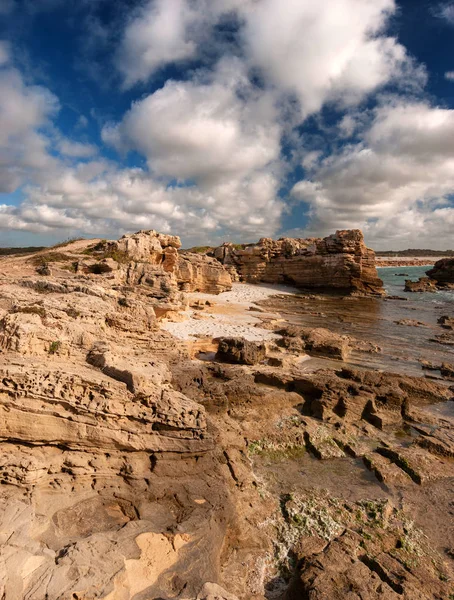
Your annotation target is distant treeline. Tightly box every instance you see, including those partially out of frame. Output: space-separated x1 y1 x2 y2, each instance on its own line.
0 247 45 256
376 249 454 257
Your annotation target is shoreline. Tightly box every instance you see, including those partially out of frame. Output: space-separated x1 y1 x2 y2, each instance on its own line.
162 282 299 342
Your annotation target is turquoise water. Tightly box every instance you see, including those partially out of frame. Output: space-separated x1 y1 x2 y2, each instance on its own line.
264 265 453 377
378 265 454 303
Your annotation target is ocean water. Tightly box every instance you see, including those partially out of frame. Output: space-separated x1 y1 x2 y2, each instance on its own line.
378 265 454 303
261 265 453 377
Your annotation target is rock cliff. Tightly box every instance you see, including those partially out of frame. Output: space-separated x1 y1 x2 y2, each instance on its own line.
177 252 233 294
214 229 384 295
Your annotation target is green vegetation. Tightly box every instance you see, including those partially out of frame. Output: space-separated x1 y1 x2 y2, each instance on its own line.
50 237 85 249
248 438 306 461
48 341 61 355
30 252 74 266
83 241 130 264
184 246 214 254
0 247 45 256
12 305 46 319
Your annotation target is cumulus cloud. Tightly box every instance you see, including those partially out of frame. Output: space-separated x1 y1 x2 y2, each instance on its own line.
117 0 424 119
1 164 284 244
241 0 424 117
57 139 98 158
291 102 454 248
117 0 198 88
0 64 60 192
106 59 280 181
0 1 452 249
445 71 454 81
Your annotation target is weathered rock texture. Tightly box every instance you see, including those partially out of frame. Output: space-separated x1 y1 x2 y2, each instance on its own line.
214 229 384 295
427 257 454 284
94 230 232 296
215 337 267 365
405 258 454 292
178 252 233 294
0 235 238 600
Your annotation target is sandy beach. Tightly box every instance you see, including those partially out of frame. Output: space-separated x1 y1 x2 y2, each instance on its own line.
162 282 299 341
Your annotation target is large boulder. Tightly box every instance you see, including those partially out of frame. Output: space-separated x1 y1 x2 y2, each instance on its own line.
215 337 267 365
214 230 384 296
427 258 454 285
404 277 437 292
278 326 352 360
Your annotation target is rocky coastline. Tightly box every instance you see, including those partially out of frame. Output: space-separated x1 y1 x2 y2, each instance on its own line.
405 258 454 293
0 230 452 599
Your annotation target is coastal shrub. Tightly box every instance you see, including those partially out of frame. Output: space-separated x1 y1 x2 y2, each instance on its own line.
48 341 61 355
30 252 74 266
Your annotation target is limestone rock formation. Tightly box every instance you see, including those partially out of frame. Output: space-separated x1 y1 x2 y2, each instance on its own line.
214 229 384 295
438 315 454 329
94 230 232 295
277 325 352 360
405 258 454 292
178 253 233 294
215 337 267 365
404 277 438 292
427 257 454 285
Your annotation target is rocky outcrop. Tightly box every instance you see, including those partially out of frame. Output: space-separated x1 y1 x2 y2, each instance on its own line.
214 230 384 295
405 258 454 293
215 337 267 365
438 315 454 329
115 229 181 264
427 257 454 284
404 277 438 293
177 253 232 294
94 230 232 295
277 325 352 360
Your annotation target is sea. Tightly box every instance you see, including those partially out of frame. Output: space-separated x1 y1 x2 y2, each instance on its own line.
262 265 453 378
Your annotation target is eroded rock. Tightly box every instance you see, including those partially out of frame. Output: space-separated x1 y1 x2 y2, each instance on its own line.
215 337 267 365
214 229 384 296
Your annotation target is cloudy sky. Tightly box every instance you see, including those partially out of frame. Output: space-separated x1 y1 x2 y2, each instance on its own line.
0 0 453 249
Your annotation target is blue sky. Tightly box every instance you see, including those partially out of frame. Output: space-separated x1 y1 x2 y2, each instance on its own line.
0 0 453 249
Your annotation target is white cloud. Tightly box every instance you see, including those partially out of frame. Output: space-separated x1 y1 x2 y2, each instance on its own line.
437 2 454 25
117 0 198 88
75 115 89 129
0 66 60 193
116 0 249 88
241 0 425 117
445 71 454 81
106 59 281 183
1 164 284 244
116 0 424 120
57 139 98 158
291 102 454 248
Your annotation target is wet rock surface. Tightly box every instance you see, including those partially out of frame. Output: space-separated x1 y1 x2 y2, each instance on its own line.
405 259 454 293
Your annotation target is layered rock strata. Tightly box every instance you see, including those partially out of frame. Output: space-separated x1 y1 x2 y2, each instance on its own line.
214 229 384 295
94 230 232 296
